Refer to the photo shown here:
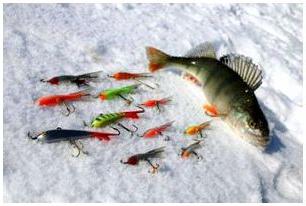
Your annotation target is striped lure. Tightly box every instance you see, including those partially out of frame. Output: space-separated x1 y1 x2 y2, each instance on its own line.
91 107 145 128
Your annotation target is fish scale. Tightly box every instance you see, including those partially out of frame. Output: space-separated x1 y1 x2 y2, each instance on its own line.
171 57 249 114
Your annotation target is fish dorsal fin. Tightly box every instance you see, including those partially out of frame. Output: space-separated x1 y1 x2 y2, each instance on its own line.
220 54 263 90
185 42 217 59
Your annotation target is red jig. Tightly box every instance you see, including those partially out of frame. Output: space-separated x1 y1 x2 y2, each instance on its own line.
108 72 152 80
140 97 171 111
142 121 174 141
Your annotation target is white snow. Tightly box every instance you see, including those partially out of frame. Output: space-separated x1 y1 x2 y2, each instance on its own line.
3 3 303 203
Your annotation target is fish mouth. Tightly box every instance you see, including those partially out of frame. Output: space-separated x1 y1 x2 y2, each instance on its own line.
242 129 271 148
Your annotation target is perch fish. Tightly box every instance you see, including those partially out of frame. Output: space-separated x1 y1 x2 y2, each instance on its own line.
146 42 270 148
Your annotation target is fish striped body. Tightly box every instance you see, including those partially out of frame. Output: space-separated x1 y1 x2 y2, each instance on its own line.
146 45 270 148
169 57 255 115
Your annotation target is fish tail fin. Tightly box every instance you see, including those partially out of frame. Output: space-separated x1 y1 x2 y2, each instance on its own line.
146 47 170 72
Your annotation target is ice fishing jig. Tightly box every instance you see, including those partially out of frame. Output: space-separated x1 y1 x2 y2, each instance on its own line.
141 121 174 141
40 70 103 87
36 89 93 116
89 106 145 136
120 146 165 174
180 140 203 160
107 72 158 89
139 97 171 112
184 121 211 139
28 127 120 157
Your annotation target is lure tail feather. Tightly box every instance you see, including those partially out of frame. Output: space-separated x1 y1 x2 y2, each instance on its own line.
90 132 114 141
123 111 140 119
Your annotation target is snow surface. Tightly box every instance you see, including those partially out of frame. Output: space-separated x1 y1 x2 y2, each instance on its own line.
3 3 303 203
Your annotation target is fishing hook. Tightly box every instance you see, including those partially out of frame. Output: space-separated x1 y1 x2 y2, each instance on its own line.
156 103 161 113
118 94 133 105
156 132 171 141
135 79 158 90
83 120 89 127
134 105 145 113
110 126 121 135
146 159 160 174
69 140 88 157
40 79 47 83
117 122 138 136
192 151 203 161
62 101 76 116
163 135 171 141
200 131 208 139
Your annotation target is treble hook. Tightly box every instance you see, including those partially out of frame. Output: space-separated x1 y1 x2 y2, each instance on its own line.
62 101 76 116
195 131 207 141
110 126 121 135
134 105 145 113
117 123 138 136
192 151 203 161
163 135 171 141
135 79 158 90
69 140 88 157
146 159 160 174
118 94 133 105
40 79 47 83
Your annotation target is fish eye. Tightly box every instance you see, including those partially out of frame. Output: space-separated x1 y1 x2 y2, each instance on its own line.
248 120 256 129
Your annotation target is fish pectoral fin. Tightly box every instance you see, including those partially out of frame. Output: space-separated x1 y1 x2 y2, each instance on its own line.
203 104 219 117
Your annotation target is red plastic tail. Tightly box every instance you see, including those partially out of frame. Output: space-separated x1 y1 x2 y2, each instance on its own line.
123 111 140 119
90 132 113 141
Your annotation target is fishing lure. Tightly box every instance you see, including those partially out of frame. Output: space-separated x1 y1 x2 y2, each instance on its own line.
139 97 171 112
36 89 92 116
90 106 145 135
28 127 120 157
98 84 140 104
40 70 102 87
141 121 174 141
108 72 152 80
107 72 156 89
180 140 203 160
184 121 211 139
121 146 165 173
